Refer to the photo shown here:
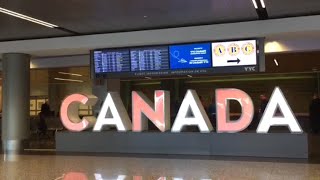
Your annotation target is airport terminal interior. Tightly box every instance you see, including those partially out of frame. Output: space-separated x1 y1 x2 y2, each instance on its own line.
1 0 320 179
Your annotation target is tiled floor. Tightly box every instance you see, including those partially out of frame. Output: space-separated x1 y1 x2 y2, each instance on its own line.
1 154 320 180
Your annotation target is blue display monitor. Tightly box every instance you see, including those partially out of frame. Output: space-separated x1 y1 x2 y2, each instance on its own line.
130 46 169 71
169 43 212 69
93 49 130 73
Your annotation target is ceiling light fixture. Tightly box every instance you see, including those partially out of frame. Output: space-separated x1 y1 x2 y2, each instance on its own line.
58 72 83 77
187 75 193 78
143 15 148 18
260 0 266 8
54 78 83 83
251 0 258 9
274 59 279 66
0 7 58 28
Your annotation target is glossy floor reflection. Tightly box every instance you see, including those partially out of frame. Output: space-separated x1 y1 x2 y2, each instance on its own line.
1 154 320 180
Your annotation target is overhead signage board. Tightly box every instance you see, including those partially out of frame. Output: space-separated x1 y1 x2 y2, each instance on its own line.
91 39 262 78
212 40 257 67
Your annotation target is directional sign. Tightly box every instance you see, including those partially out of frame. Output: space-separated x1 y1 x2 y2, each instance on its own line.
211 40 257 67
227 58 241 64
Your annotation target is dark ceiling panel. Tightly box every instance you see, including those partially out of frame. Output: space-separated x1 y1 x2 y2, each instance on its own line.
266 0 320 18
3 0 319 41
0 13 70 41
0 0 258 35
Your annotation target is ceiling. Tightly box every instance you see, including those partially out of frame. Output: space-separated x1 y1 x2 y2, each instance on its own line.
0 0 319 41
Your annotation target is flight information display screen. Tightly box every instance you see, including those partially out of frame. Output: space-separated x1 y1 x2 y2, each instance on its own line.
93 49 130 73
130 46 169 71
169 43 212 69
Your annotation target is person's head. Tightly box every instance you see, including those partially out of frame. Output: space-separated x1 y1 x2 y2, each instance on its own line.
313 93 319 99
199 96 205 104
260 94 267 101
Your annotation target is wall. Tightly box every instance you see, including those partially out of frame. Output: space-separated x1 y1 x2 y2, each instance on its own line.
0 87 2 112
30 69 49 96
29 67 92 114
266 51 320 73
184 75 317 114
49 82 92 114
126 73 317 115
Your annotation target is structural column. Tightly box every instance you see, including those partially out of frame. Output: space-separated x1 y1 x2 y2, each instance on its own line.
2 53 30 153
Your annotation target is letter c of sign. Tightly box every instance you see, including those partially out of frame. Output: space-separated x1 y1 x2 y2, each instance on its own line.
60 94 98 132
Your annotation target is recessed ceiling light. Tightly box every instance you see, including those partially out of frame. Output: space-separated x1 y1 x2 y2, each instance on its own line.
0 7 58 28
251 0 266 9
274 59 279 66
58 72 83 77
260 0 266 8
251 0 258 9
54 78 83 82
143 15 148 18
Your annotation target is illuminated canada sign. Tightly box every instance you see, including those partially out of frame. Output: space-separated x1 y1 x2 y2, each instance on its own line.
60 87 303 133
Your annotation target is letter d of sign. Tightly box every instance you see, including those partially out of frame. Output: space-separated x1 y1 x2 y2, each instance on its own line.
216 88 254 133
